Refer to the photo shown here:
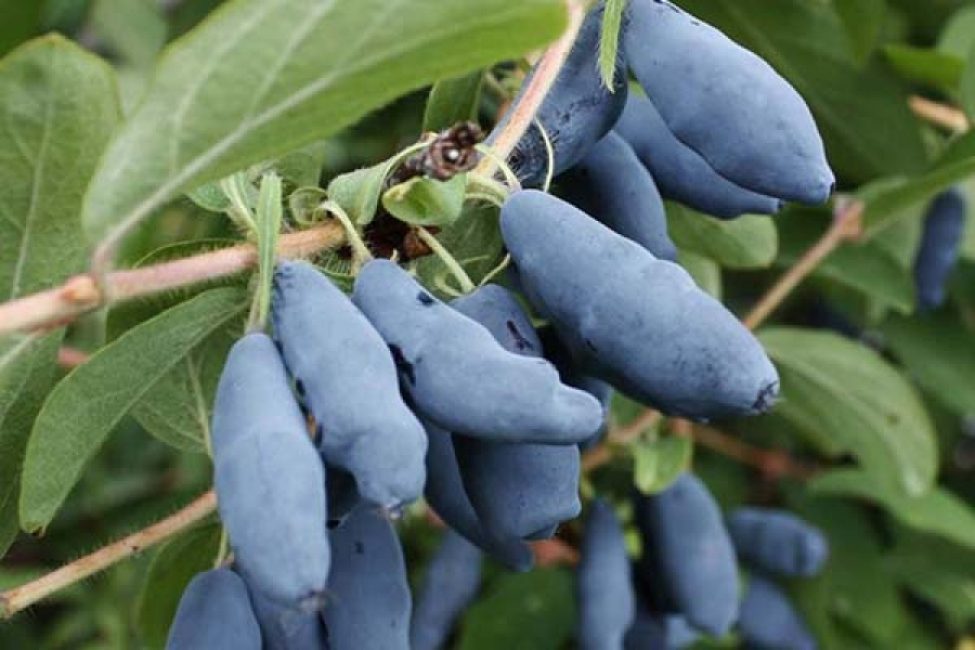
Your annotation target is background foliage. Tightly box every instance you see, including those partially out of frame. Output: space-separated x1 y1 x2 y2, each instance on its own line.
0 0 973 648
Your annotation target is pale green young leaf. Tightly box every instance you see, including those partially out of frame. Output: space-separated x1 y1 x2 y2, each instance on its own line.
382 175 467 227
677 250 722 299
666 204 778 269
633 436 693 495
19 288 247 532
598 0 626 91
82 0 567 250
760 328 937 498
423 71 484 132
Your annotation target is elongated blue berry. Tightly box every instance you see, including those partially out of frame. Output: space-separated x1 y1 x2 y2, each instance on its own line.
502 190 779 420
322 506 411 649
423 418 534 571
624 0 833 204
272 260 427 509
633 474 739 636
577 500 636 650
497 1 628 187
212 333 329 605
166 568 261 650
246 579 329 650
615 95 782 219
352 259 603 443
739 576 817 650
559 132 677 260
410 530 483 650
451 285 581 540
624 603 698 650
727 508 828 578
914 188 967 311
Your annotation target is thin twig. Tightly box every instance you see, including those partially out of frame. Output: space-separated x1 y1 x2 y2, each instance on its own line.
691 425 817 481
909 95 970 133
0 222 345 337
475 0 587 178
0 491 217 619
742 199 863 330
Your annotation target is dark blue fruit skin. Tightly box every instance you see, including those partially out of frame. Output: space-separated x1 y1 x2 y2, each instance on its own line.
272 260 427 509
423 418 535 571
577 500 636 650
558 131 678 260
166 568 261 650
352 259 603 443
914 188 967 311
451 285 581 540
539 327 614 451
245 578 329 650
410 530 483 650
727 508 828 578
502 190 780 420
321 506 412 649
615 95 782 219
624 0 833 204
211 333 329 605
739 576 817 650
497 1 628 187
624 607 698 650
633 473 739 636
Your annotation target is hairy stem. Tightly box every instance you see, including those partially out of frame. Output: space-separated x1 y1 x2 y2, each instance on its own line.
415 227 476 293
0 222 346 337
475 0 587 178
0 491 217 619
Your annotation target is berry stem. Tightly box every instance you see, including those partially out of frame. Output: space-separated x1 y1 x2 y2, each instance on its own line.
0 491 217 620
415 227 476 294
475 0 587 178
0 222 346 337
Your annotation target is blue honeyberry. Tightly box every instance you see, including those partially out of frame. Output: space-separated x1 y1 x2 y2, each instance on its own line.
633 473 739 636
727 507 829 578
272 260 427 510
321 505 412 649
211 333 329 605
423 417 535 572
410 530 483 650
914 188 967 311
245 577 329 650
495 1 628 187
451 285 581 541
577 500 636 650
558 131 678 261
165 568 261 650
624 0 833 204
739 576 817 650
615 94 782 219
352 259 603 443
501 190 779 421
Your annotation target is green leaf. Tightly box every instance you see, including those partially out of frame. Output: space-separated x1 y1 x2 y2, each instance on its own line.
0 36 120 549
272 141 327 189
0 1 42 56
760 328 937 497
632 436 693 495
676 250 722 300
416 202 503 294
882 44 964 90
250 172 283 330
666 204 777 269
136 523 222 649
678 0 927 184
423 71 484 132
459 569 575 650
327 163 388 226
185 182 231 213
82 0 567 247
19 288 247 532
938 5 975 58
811 469 975 550
881 312 975 416
382 175 467 227
775 209 915 313
599 0 626 91
789 494 910 646
832 0 886 63
860 131 975 235
90 0 168 67
962 45 975 123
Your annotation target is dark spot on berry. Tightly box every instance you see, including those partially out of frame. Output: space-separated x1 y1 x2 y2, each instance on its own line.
506 320 535 352
584 338 598 353
417 291 435 306
354 541 365 555
295 378 305 397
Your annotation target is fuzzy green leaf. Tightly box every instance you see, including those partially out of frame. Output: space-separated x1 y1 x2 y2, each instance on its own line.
382 175 467 227
633 436 693 495
81 0 567 248
667 204 778 269
598 0 626 91
19 288 247 532
423 71 484 132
